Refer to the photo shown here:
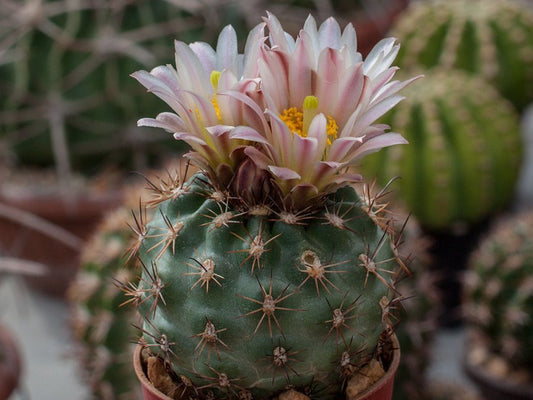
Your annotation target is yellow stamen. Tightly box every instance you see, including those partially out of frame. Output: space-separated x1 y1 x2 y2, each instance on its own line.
211 96 222 121
279 95 338 144
209 70 222 121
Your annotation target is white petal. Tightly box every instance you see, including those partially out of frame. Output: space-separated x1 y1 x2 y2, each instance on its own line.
216 25 239 72
318 17 342 50
189 42 216 75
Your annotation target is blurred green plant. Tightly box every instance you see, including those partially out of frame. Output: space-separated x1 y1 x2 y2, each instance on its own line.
362 69 523 233
390 0 533 111
0 0 249 187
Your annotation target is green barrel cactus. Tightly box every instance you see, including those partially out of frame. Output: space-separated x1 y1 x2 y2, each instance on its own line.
69 202 144 400
362 68 523 232
0 0 247 179
463 209 533 374
118 11 419 400
390 0 533 111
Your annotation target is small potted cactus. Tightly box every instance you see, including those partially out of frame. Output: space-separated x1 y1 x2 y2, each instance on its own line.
462 209 533 400
118 12 420 400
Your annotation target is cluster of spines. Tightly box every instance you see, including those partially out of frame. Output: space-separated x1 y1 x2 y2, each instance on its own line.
115 163 409 400
390 0 533 111
463 209 533 372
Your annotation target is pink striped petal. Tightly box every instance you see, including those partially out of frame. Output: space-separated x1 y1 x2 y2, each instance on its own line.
268 166 301 180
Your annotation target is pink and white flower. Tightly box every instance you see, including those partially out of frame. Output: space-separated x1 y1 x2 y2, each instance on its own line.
133 13 420 209
225 13 420 206
131 22 266 179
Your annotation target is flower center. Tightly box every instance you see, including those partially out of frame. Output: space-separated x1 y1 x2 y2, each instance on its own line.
279 95 338 145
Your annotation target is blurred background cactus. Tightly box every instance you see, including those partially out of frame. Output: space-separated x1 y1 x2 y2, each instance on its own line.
362 68 523 233
390 0 533 112
0 0 250 189
69 202 144 400
463 209 533 388
392 215 441 400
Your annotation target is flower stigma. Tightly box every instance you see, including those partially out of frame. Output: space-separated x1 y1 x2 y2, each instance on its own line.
210 70 222 121
279 95 338 145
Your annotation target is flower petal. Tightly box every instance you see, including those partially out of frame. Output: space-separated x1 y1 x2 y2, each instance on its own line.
268 165 301 180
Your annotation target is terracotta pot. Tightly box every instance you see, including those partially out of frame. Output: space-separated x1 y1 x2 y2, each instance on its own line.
133 334 400 400
463 353 533 400
0 189 123 297
0 324 22 400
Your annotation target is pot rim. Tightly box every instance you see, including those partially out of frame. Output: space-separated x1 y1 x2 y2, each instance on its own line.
463 347 533 399
133 333 400 400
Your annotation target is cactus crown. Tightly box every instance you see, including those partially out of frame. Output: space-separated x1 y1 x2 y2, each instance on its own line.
119 12 417 399
464 210 533 372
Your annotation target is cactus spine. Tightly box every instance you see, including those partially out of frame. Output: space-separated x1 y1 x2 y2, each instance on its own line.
390 0 533 111
463 210 533 378
362 69 523 232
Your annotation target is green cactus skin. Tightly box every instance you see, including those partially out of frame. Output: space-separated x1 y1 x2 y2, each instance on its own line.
69 205 144 400
128 172 404 399
0 1 248 175
362 69 523 232
463 210 533 373
390 0 533 111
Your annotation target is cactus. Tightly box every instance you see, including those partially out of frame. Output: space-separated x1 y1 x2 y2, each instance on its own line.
389 0 533 111
463 209 533 376
0 0 248 183
117 12 418 400
126 173 406 399
69 200 144 400
362 68 523 232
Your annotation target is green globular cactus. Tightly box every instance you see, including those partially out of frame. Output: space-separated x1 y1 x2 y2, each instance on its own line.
362 69 523 233
463 209 533 375
69 203 144 400
390 0 533 111
126 173 404 399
